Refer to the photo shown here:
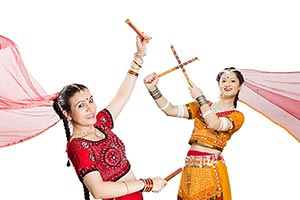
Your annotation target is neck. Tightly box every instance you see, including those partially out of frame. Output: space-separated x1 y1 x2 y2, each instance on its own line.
72 124 95 132
217 98 235 108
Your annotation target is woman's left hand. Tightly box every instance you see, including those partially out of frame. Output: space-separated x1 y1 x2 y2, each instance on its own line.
136 33 152 57
188 79 203 100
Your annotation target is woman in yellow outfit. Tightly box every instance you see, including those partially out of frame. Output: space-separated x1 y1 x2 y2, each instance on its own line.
144 67 245 200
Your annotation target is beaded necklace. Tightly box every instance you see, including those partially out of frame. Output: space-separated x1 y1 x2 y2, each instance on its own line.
210 102 235 113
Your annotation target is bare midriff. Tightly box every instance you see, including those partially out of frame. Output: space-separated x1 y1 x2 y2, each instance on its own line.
190 142 222 155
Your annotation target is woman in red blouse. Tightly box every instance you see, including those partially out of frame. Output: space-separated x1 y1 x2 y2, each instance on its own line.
53 35 167 200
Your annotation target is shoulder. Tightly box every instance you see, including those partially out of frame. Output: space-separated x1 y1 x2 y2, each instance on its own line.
95 108 114 130
226 110 245 132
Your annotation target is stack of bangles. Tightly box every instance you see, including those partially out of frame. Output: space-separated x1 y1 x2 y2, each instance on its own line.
139 178 154 192
127 53 143 78
149 87 162 100
196 95 207 107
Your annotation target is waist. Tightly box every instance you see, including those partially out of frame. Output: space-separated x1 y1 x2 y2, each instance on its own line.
185 150 224 168
190 141 223 153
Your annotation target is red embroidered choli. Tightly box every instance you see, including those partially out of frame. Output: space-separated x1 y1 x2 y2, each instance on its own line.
67 109 131 181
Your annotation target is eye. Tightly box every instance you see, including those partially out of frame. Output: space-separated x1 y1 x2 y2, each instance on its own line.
77 102 85 108
89 97 94 103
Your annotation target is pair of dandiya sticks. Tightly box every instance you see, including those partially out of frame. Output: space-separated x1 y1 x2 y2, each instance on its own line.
125 19 198 88
126 19 184 181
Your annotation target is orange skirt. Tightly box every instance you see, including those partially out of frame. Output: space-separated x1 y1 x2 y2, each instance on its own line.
177 150 231 200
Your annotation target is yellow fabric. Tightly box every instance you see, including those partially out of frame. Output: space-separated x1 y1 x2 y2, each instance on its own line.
187 101 244 150
178 160 231 200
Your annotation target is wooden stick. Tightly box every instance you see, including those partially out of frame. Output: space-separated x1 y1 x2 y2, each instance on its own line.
170 45 192 87
125 19 146 41
164 167 183 181
158 57 198 77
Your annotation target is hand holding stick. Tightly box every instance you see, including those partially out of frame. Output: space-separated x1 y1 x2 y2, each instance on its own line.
125 19 146 41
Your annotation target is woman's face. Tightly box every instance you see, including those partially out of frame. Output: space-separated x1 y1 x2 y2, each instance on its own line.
67 89 97 129
219 71 241 98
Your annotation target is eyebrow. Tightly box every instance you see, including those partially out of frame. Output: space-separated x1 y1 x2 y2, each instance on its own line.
75 95 93 107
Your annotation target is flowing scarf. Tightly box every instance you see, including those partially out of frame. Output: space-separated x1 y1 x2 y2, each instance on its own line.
0 35 59 147
239 69 300 142
1 35 299 148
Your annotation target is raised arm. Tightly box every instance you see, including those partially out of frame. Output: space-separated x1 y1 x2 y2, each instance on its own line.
144 72 189 118
188 79 233 131
106 35 150 119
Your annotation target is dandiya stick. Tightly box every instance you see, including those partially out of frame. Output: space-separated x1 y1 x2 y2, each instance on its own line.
158 57 199 78
125 19 146 41
164 167 183 181
170 45 192 87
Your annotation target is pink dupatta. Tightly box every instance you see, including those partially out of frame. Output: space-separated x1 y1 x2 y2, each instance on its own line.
0 35 59 147
239 69 300 142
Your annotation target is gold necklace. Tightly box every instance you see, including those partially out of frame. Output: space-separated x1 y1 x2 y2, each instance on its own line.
72 129 104 139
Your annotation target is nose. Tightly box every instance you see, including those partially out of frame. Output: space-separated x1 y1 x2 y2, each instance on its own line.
85 102 92 111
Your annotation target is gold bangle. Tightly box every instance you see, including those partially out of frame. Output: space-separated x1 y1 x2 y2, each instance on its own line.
133 60 142 68
122 181 129 194
130 62 140 70
128 69 139 77
134 53 144 64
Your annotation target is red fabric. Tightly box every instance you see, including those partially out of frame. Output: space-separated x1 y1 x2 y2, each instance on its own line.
187 150 223 160
104 192 143 200
0 35 59 147
239 69 300 142
67 109 131 181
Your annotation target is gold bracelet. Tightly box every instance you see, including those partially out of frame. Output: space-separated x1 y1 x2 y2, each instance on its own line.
128 69 139 77
139 178 153 192
133 60 143 68
134 53 144 64
130 62 140 70
122 181 129 194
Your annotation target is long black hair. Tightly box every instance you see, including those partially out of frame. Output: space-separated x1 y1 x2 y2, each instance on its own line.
53 83 90 200
216 67 244 108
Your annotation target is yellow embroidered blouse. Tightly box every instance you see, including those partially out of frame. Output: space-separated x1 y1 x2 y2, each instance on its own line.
186 101 244 151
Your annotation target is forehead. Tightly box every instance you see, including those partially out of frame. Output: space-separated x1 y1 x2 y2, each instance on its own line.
220 71 238 79
69 89 91 104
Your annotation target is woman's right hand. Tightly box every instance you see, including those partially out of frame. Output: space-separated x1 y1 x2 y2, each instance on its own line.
151 176 167 193
144 72 159 91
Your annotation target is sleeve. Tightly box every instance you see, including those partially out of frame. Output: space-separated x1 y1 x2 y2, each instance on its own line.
68 141 97 181
95 108 114 131
186 101 213 119
186 101 200 119
226 111 245 134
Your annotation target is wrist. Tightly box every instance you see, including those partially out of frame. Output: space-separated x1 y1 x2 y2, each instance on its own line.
134 52 144 64
196 95 207 107
147 86 157 93
149 87 162 100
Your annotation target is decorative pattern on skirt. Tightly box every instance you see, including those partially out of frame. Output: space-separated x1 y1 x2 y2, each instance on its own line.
178 151 224 200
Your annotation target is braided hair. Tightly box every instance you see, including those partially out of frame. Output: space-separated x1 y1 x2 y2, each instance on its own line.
216 67 244 108
53 83 91 200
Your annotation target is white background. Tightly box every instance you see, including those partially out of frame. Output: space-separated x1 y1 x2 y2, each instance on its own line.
1 0 300 199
